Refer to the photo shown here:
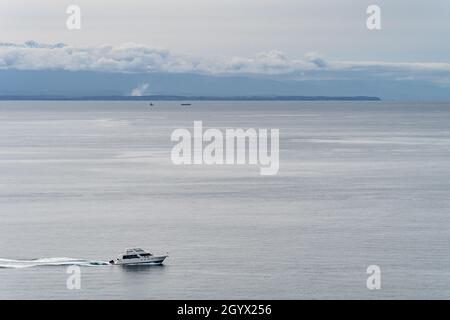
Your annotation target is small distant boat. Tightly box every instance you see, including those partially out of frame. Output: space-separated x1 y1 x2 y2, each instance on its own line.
149 102 154 106
109 248 168 266
181 103 191 106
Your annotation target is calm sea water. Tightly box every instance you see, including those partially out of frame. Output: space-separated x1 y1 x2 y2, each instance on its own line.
1 101 450 299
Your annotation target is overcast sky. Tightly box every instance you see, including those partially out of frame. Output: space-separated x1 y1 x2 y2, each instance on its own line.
1 0 449 62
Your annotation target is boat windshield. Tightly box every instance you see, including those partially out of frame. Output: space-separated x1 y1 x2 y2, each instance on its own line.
123 254 139 259
139 253 152 257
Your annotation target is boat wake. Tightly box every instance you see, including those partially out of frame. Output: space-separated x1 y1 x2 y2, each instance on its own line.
0 257 109 269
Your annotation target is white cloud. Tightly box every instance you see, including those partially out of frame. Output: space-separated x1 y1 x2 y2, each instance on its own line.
0 41 450 83
304 51 327 68
131 83 150 96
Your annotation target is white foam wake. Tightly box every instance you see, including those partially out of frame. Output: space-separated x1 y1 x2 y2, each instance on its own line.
0 257 109 269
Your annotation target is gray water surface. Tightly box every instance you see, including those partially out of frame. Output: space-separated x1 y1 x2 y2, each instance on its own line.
1 101 450 299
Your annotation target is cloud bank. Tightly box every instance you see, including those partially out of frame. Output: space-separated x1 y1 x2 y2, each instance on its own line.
0 41 450 85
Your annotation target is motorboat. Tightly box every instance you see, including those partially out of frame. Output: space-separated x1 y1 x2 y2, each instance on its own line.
109 248 168 265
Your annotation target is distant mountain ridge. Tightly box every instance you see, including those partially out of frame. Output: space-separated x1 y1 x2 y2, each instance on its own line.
1 70 450 101
0 95 381 101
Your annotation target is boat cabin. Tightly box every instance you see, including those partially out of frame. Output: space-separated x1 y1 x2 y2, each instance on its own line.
122 248 153 260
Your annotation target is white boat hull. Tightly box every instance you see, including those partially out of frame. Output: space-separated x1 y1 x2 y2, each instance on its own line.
111 255 167 266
